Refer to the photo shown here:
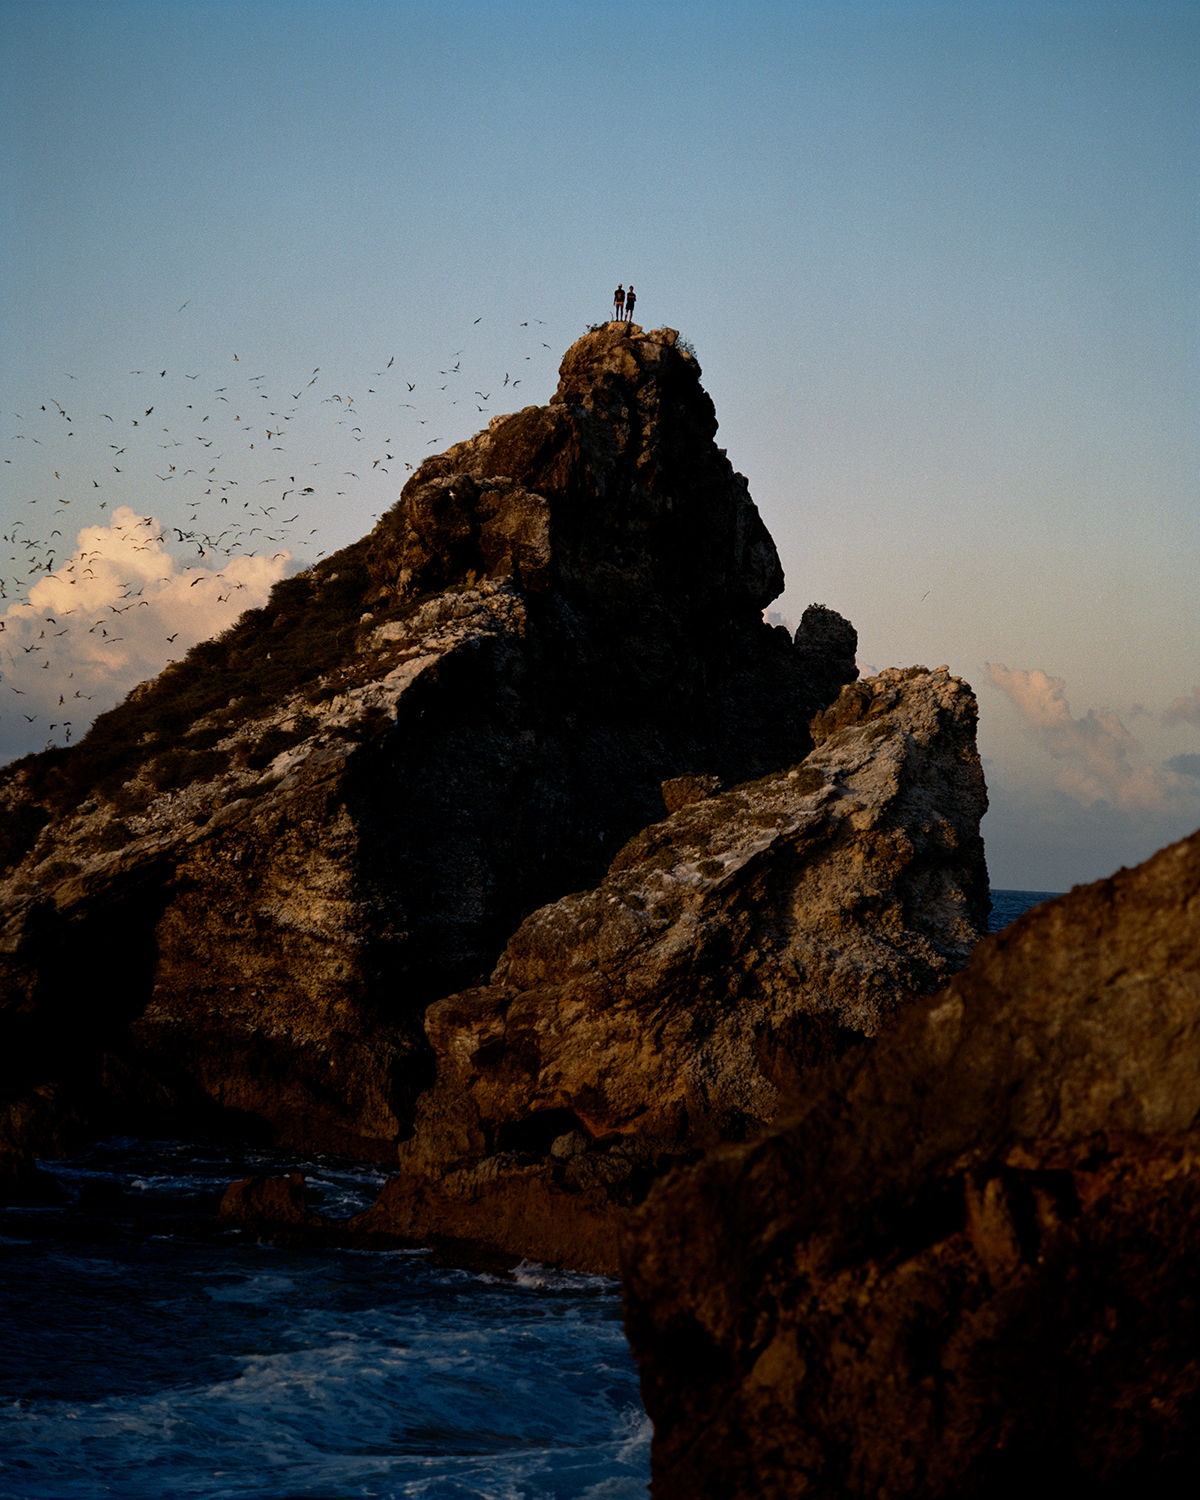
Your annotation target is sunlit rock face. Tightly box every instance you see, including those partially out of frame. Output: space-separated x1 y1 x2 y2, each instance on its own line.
0 325 857 1165
621 829 1200 1499
348 665 989 1270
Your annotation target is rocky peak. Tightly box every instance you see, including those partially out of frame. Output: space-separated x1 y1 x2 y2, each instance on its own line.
365 323 781 625
0 328 860 1165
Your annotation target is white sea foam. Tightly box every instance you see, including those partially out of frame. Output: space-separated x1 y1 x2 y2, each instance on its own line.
0 1139 651 1500
507 1260 621 1293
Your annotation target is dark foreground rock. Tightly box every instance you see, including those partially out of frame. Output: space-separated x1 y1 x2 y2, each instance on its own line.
1 324 854 1170
349 665 989 1271
621 829 1200 1498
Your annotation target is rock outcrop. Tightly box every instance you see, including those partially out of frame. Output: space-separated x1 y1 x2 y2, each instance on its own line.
219 1170 326 1230
0 325 855 1168
349 664 989 1271
621 829 1200 1498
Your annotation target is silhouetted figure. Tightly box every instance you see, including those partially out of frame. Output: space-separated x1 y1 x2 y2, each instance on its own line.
613 284 625 320
625 286 636 323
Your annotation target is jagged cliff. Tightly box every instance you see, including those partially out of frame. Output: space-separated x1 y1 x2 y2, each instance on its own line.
341 664 988 1270
5 322 1189 1494
2 324 865 1170
622 829 1200 1497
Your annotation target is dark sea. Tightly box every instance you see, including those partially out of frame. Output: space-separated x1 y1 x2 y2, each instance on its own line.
0 889 1058 1499
987 888 1064 934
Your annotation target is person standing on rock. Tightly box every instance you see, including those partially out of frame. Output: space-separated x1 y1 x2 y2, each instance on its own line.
625 285 636 323
613 284 625 321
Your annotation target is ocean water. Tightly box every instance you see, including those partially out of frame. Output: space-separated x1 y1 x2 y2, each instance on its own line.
0 1140 650 1500
2 890 1061 1498
987 887 1064 933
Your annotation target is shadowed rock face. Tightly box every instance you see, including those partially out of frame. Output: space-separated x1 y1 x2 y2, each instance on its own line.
372 323 784 629
348 665 989 1270
0 325 854 1166
621 828 1200 1499
793 603 859 709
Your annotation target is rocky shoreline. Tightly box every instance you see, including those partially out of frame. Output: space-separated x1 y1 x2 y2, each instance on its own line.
3 323 1196 1491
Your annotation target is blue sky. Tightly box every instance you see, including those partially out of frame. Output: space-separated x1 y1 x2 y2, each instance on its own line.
2 0 1197 890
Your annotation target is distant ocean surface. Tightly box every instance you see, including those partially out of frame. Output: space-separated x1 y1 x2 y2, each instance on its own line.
1 889 1061 1499
988 888 1064 934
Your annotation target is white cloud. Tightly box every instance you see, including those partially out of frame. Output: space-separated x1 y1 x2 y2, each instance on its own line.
1 506 288 762
1164 685 1200 730
985 663 1199 815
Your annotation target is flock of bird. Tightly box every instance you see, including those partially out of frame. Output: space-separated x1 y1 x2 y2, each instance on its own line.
1 312 568 755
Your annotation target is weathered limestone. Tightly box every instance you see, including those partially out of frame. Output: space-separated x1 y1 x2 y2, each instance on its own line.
0 325 854 1169
351 665 989 1269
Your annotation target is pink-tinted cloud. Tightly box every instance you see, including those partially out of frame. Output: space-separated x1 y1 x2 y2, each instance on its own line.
2 506 289 761
985 663 1198 815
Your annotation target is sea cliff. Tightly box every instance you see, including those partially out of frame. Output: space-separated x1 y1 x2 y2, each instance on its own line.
1 324 987 1239
6 322 1187 1488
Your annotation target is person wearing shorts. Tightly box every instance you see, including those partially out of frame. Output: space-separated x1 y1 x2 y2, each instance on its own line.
613 284 625 320
625 286 636 322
